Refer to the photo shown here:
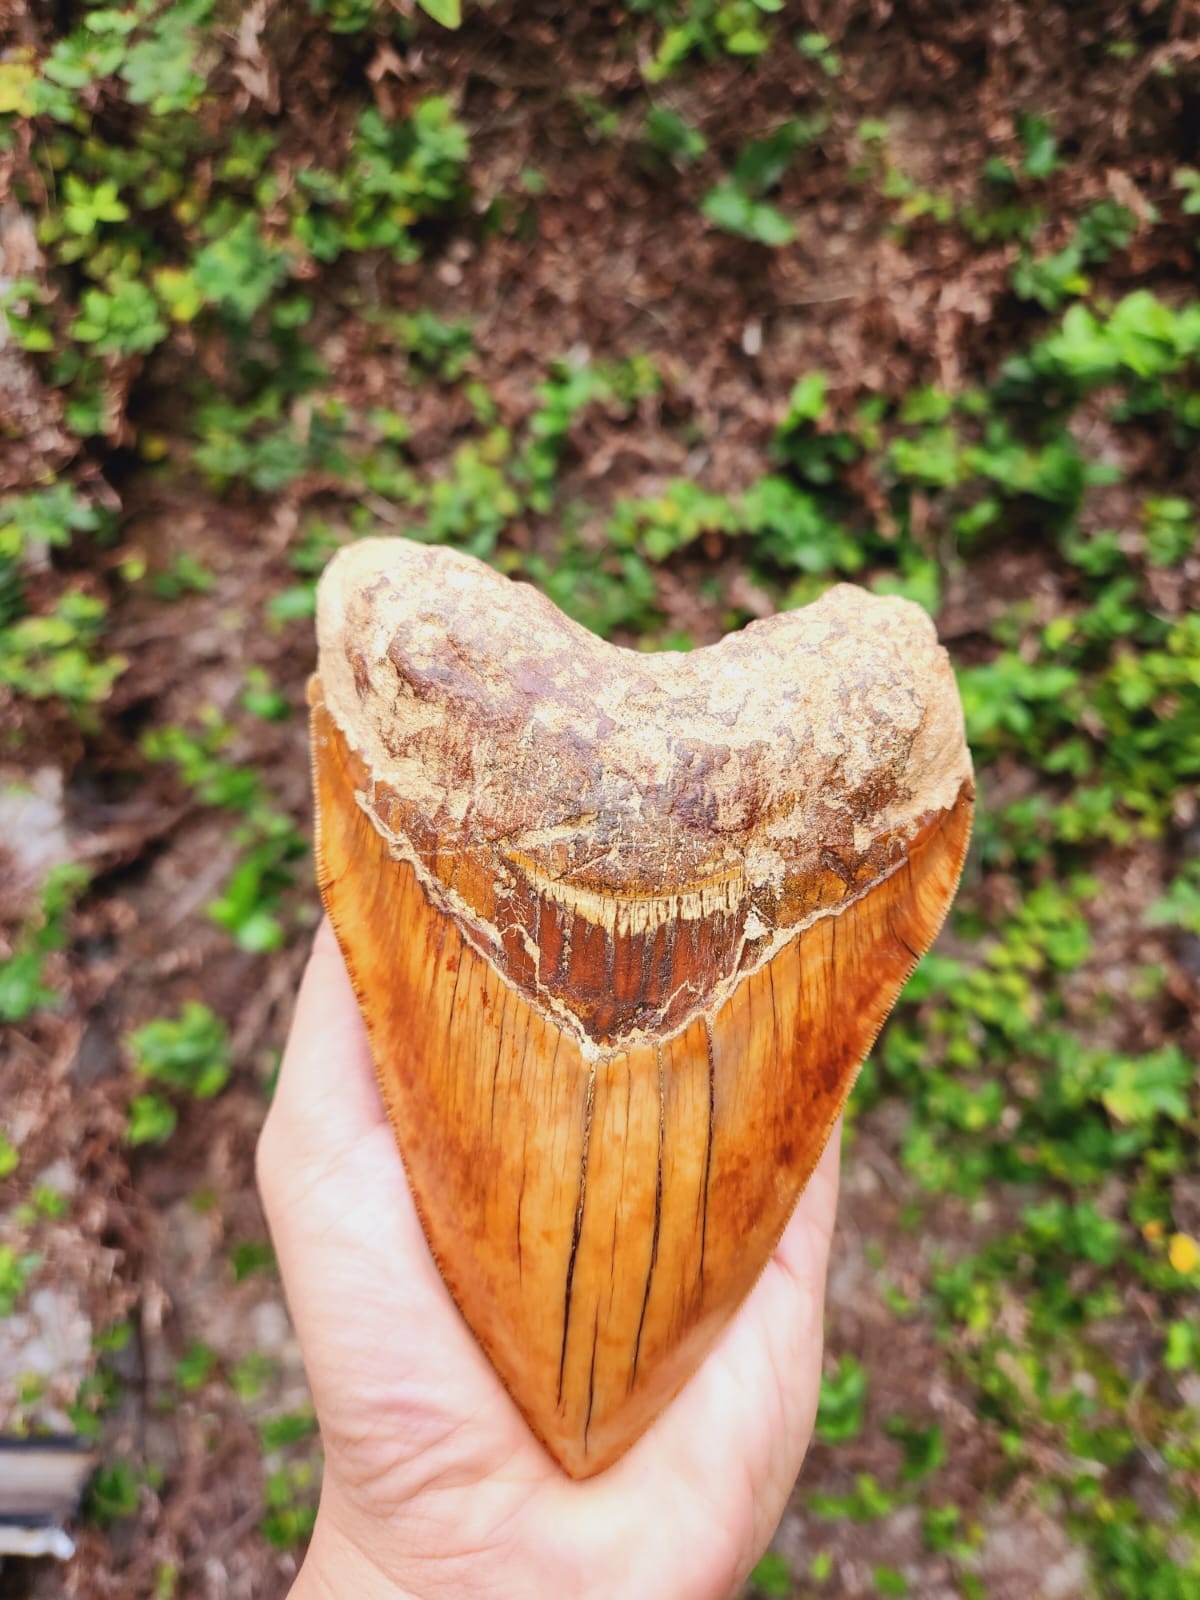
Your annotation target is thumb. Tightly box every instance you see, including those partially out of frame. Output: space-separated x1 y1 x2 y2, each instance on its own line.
255 918 486 1366
261 918 385 1166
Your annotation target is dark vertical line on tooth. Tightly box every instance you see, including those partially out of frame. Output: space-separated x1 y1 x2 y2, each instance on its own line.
441 949 465 1068
661 923 678 1016
516 1128 527 1285
639 925 657 1013
583 1304 600 1455
767 942 783 1068
471 961 490 1124
518 1026 560 1288
419 903 451 1032
699 1018 716 1291
631 1044 666 1390
890 913 920 963
514 1009 534 1099
419 883 448 979
489 983 512 1140
558 1059 597 1407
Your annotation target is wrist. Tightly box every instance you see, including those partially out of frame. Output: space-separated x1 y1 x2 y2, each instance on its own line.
292 1509 422 1600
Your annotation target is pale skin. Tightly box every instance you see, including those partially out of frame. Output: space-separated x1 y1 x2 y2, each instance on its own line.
257 921 842 1600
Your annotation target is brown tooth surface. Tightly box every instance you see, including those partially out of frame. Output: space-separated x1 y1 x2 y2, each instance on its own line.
310 536 974 1478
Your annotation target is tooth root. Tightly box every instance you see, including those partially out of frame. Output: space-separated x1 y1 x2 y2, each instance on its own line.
312 695 972 1477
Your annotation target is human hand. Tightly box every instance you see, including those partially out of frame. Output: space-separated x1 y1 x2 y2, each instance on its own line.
258 921 841 1600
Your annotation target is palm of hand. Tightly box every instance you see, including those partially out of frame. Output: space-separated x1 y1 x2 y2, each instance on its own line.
259 924 840 1600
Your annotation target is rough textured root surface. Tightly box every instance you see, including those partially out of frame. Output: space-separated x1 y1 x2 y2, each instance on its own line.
310 541 973 1476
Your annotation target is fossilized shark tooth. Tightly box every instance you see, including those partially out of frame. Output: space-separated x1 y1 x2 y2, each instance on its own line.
310 537 973 1478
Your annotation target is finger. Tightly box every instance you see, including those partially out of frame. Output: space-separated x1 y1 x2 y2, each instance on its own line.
263 918 385 1167
257 923 514 1430
258 917 488 1344
770 1116 842 1285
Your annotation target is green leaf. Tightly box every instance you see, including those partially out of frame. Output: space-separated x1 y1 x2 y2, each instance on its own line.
175 1342 217 1392
884 1414 947 1481
192 214 290 322
749 1552 792 1595
220 906 284 953
809 1472 898 1521
1016 111 1060 179
118 3 211 115
231 1240 276 1281
88 1462 141 1525
644 106 707 164
417 0 462 27
266 584 318 624
127 1093 178 1146
70 281 167 356
1175 166 1200 215
701 182 795 245
94 1321 133 1354
817 1354 869 1442
32 1183 69 1218
0 57 36 115
129 1002 231 1099
231 1351 276 1401
0 1244 42 1314
723 26 769 54
1164 1319 1200 1373
732 118 821 194
783 372 827 424
743 200 795 246
1100 1046 1193 1126
259 1407 318 1450
0 861 89 1017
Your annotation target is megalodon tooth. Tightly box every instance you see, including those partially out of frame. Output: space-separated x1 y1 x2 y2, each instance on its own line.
309 537 973 1478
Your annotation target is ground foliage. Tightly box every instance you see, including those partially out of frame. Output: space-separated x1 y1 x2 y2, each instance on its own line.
1 0 1198 1596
